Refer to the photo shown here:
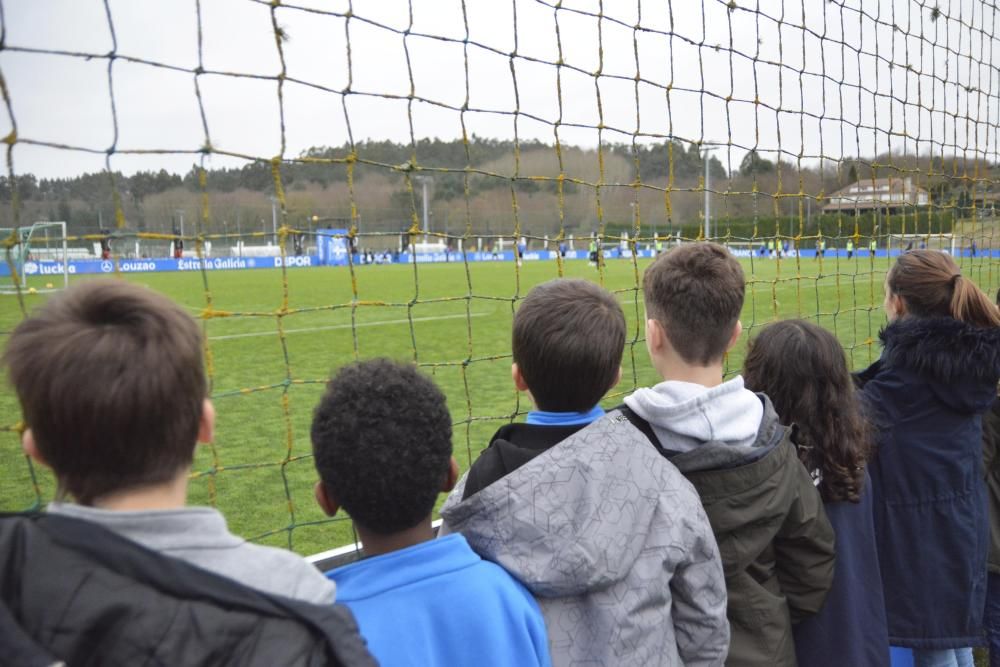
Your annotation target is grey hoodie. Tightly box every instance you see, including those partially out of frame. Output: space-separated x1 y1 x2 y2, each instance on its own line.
440 409 729 667
624 376 772 471
48 503 336 606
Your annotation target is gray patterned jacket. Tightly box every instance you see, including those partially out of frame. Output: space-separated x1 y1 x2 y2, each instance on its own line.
440 409 729 667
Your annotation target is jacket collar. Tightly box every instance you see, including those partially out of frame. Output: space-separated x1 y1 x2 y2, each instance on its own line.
328 534 479 601
880 317 1000 385
664 393 784 474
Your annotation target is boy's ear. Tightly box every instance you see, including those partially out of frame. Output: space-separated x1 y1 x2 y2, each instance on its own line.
726 320 743 352
314 481 341 517
442 457 459 493
21 428 48 468
645 318 665 353
511 363 530 392
197 399 215 445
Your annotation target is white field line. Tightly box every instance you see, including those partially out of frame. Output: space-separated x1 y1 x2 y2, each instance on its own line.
208 311 491 341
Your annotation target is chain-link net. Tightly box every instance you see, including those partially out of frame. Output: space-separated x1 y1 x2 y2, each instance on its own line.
1 0 998 554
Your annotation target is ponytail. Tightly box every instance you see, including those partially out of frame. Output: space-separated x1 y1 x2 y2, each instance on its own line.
888 250 1000 328
950 275 1000 328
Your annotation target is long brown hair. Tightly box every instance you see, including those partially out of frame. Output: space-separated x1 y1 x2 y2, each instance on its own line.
743 319 871 503
887 250 1000 328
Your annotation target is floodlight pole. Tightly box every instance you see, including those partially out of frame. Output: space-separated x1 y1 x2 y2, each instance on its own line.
269 196 279 245
703 144 722 240
705 155 711 240
415 176 432 242
422 181 429 234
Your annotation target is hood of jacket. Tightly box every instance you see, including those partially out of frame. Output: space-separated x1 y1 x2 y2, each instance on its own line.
625 376 781 473
440 410 704 598
0 513 376 667
483 422 586 478
460 422 589 501
880 316 1000 414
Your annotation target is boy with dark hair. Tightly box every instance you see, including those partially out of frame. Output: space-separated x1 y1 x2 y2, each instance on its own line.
627 242 835 667
461 278 626 497
5 280 334 603
312 358 550 667
441 278 729 666
1 280 371 665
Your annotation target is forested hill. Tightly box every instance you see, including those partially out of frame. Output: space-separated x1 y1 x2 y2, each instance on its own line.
0 137 983 239
0 138 724 202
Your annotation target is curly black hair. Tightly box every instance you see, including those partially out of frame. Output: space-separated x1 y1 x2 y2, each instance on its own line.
311 358 453 534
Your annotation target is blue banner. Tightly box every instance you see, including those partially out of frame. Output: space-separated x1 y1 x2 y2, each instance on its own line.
316 228 349 266
0 255 322 277
2 247 997 278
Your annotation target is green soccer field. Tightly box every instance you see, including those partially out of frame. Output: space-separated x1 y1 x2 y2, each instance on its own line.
2 252 998 556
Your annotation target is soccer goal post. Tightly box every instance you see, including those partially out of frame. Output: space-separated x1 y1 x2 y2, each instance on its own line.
0 221 69 294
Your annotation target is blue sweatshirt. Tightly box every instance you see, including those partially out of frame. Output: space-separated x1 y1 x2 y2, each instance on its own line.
326 534 551 667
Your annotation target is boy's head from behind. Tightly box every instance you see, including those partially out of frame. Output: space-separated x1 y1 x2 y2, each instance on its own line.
512 278 625 412
311 359 455 536
3 280 208 505
643 242 745 366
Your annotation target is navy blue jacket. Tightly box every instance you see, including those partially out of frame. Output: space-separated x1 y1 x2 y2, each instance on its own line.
793 470 890 666
857 316 1000 649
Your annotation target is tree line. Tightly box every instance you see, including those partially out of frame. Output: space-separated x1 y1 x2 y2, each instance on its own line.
0 137 989 242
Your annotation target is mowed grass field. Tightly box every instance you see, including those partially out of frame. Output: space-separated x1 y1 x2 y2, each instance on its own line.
2 251 999 557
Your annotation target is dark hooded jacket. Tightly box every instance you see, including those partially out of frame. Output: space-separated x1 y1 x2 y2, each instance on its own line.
857 316 1000 649
461 422 588 500
986 396 1000 574
792 469 890 667
0 512 376 667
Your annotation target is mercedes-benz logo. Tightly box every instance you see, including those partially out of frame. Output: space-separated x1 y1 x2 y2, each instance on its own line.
100 260 113 273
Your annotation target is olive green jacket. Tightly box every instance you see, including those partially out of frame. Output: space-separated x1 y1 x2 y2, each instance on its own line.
635 395 835 667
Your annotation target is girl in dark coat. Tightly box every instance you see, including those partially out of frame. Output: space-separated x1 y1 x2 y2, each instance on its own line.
857 250 1000 667
745 319 889 667
982 288 1000 667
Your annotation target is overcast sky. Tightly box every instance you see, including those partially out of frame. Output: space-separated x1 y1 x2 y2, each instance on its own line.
0 0 996 179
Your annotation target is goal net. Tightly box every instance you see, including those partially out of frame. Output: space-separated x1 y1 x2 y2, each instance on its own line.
1 1 998 557
0 222 69 294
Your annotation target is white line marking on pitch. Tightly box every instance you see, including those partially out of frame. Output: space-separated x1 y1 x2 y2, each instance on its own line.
208 312 491 341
